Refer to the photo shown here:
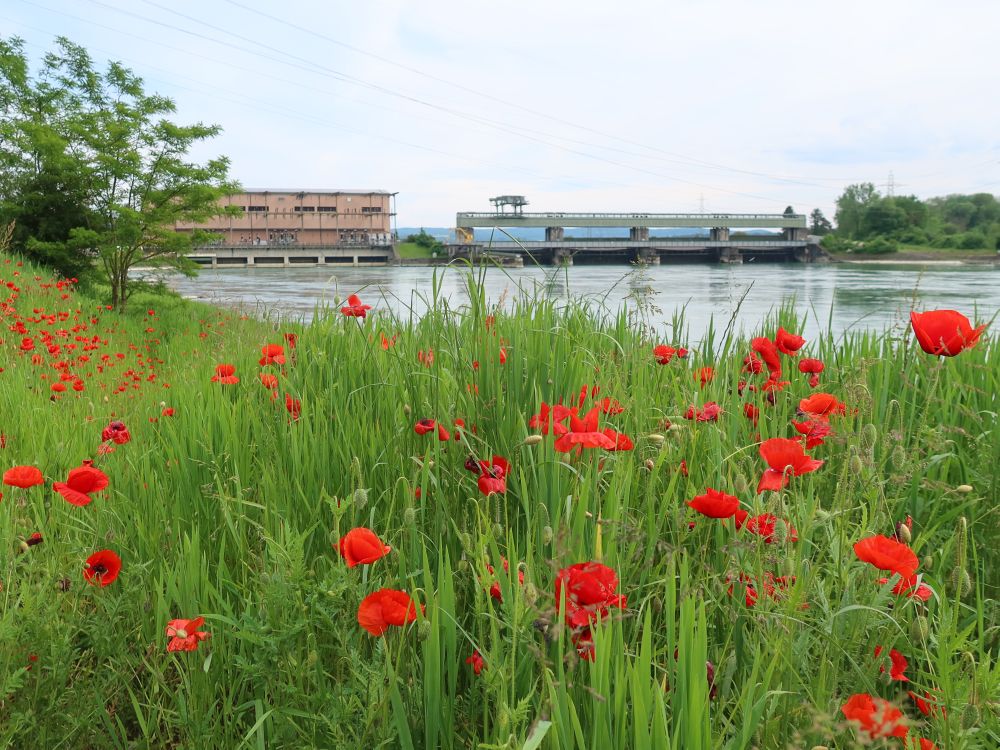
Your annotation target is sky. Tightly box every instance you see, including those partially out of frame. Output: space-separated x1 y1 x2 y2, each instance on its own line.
3 0 999 227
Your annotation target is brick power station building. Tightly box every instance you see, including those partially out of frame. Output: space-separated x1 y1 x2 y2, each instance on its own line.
174 189 396 267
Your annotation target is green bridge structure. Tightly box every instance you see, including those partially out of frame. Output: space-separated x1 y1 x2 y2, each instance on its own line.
451 199 824 265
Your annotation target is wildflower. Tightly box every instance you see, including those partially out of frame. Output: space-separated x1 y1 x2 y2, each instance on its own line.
210 364 239 384
101 420 131 444
3 465 44 489
337 527 391 568
486 558 525 601
774 327 806 355
340 294 372 318
694 367 714 387
739 513 798 543
53 464 110 507
853 535 919 579
283 332 298 349
357 589 423 636
601 428 634 451
798 392 846 419
750 337 781 375
259 373 278 389
791 418 832 448
686 487 740 519
380 332 397 350
414 419 450 441
652 345 679 364
259 344 285 366
874 646 909 681
82 549 122 587
798 357 824 387
878 575 933 602
476 455 509 495
756 437 823 493
840 693 909 740
418 349 434 367
166 616 210 652
284 393 301 421
553 407 615 452
466 650 486 675
555 562 626 629
908 690 944 717
684 402 722 422
743 403 760 425
910 310 987 356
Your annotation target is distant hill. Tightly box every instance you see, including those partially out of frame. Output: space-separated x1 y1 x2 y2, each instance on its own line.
398 227 780 242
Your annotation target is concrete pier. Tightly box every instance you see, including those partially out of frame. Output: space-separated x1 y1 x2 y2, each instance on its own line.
187 244 395 268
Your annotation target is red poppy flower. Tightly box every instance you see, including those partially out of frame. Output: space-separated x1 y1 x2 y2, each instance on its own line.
740 513 798 543
791 418 832 449
414 418 450 441
750 337 781 375
756 438 824 493
798 357 824 375
340 293 372 318
555 562 627 629
284 393 301 420
211 364 239 384
908 690 944 717
774 327 805 355
83 549 121 587
878 575 933 602
259 373 278 389
910 310 987 356
259 344 285 366
874 646 908 681
694 367 714 386
166 616 210 652
357 589 422 636
3 465 44 489
687 487 740 518
798 392 846 419
101 420 131 444
652 345 678 364
283 332 298 349
477 455 509 495
840 693 908 740
53 464 110 506
465 650 486 675
743 403 760 425
553 407 615 452
853 535 919 578
338 527 391 567
486 557 525 601
380 332 397 350
684 402 722 422
601 428 634 451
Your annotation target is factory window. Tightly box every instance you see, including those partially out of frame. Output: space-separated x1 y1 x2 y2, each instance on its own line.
294 206 316 212
247 205 268 212
361 206 383 214
317 206 337 212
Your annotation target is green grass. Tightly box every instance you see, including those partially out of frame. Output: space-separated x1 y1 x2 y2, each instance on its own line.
396 241 440 259
0 254 997 748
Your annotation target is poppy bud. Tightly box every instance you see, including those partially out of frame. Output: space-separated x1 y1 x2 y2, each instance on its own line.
848 453 864 475
418 619 432 641
667 423 681 432
890 445 906 470
950 566 972 598
910 615 930 642
403 404 411 416
956 484 973 493
644 459 655 472
522 435 543 446
733 475 748 494
861 423 878 450
403 507 417 526
961 702 980 730
646 433 665 445
456 558 469 573
771 520 789 546
492 522 503 538
896 522 912 544
306 650 318 667
352 488 368 508
922 555 934 569
542 525 553 545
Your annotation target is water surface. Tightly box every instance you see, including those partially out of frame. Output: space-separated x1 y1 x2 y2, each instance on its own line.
161 262 1000 344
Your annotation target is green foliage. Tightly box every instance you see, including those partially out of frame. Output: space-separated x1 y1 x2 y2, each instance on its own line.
1 258 998 749
831 182 1000 252
405 229 444 253
0 36 238 307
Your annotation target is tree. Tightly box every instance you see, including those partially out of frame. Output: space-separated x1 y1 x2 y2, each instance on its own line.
834 183 879 238
0 36 237 308
808 208 833 235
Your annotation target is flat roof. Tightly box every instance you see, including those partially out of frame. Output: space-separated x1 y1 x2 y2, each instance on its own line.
240 189 394 195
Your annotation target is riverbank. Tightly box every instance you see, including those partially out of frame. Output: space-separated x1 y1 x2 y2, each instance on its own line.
4 250 997 748
828 245 1000 264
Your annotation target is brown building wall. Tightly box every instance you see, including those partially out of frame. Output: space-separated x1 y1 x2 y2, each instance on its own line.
176 190 394 247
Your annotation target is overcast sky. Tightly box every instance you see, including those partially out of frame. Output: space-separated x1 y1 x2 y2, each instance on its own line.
4 0 999 226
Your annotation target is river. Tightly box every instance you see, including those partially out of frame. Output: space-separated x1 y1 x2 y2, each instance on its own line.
160 261 1000 344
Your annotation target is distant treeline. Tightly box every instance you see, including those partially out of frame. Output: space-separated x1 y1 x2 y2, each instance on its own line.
814 184 1000 254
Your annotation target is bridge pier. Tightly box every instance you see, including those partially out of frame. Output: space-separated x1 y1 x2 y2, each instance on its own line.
636 248 660 265
718 246 742 264
710 227 730 242
545 226 565 242
552 248 573 266
629 226 650 241
783 227 808 242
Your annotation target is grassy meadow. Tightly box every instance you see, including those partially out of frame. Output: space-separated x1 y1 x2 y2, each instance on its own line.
0 254 998 749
